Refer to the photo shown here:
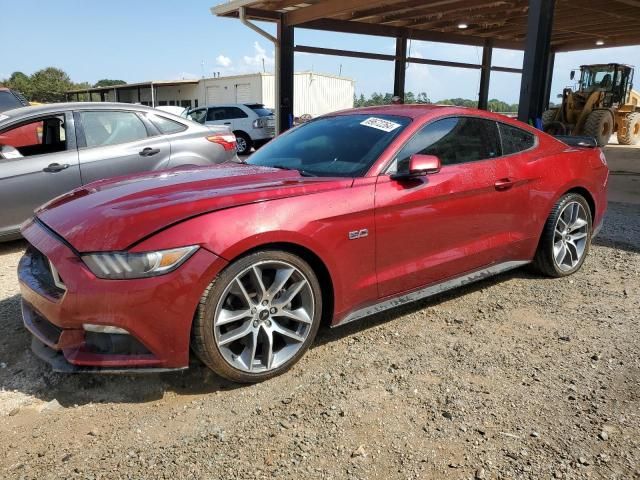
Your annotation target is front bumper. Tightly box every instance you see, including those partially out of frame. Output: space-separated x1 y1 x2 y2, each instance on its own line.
18 219 227 372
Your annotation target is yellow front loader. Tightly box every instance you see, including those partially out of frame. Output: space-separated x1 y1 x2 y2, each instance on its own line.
542 63 640 146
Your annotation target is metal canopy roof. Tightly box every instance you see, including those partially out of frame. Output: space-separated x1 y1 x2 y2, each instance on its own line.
213 0 640 52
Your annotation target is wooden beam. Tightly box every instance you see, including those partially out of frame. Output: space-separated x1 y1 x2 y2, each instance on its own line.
285 0 385 26
296 17 523 49
222 7 280 21
378 0 516 25
553 35 640 51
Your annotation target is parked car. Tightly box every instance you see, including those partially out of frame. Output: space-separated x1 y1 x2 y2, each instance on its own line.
0 102 237 241
186 103 275 155
155 105 188 117
18 105 608 382
0 87 29 113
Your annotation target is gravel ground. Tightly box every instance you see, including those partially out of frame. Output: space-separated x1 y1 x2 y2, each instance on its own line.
0 201 638 479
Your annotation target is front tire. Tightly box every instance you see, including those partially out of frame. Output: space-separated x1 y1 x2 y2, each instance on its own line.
584 109 614 146
542 108 559 128
192 250 322 383
533 193 592 277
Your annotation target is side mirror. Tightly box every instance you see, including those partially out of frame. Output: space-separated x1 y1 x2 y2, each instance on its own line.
391 154 441 180
570 70 576 80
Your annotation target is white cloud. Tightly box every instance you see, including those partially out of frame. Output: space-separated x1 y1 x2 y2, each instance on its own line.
216 55 232 68
243 41 275 69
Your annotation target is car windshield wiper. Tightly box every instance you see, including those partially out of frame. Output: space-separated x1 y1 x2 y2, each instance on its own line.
270 165 317 177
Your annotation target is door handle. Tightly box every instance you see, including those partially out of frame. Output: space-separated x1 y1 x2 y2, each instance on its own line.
43 163 70 173
224 122 231 125
139 147 160 157
494 178 515 191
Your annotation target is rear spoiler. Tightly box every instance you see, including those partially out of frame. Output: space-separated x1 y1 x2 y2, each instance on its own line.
554 135 598 148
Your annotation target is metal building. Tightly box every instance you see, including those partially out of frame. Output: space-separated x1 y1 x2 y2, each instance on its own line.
67 72 354 118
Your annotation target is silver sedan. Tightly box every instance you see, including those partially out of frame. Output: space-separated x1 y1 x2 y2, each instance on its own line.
0 102 238 240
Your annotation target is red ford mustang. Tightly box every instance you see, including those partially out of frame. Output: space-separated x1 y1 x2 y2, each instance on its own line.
18 105 608 382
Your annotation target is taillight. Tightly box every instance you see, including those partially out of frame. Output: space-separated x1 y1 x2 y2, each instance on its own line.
206 134 236 151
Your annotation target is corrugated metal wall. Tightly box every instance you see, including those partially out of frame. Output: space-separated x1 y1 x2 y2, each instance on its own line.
294 72 355 118
261 73 354 117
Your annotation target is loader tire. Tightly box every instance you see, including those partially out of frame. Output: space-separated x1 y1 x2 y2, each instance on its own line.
617 112 640 145
584 109 614 147
542 109 559 127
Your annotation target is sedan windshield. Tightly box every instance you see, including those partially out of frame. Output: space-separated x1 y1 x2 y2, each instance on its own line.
246 114 411 177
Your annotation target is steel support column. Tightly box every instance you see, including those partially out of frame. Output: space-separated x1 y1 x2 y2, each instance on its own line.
277 19 294 133
517 0 555 124
542 51 555 111
478 39 493 110
393 36 407 100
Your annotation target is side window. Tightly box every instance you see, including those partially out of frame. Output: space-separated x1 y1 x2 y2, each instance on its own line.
146 114 187 134
187 108 206 124
224 107 248 119
206 108 226 122
499 123 536 155
389 116 501 173
0 115 67 158
80 111 148 148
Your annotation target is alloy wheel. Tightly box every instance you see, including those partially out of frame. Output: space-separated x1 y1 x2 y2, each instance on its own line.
553 201 589 272
213 260 315 373
236 137 247 153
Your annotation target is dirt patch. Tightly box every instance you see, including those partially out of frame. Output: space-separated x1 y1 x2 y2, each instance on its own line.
0 202 638 479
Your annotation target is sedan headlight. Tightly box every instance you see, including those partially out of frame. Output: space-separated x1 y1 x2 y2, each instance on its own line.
82 246 198 280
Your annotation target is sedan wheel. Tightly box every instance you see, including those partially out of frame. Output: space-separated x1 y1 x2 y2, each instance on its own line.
533 193 592 277
192 251 322 382
553 201 589 272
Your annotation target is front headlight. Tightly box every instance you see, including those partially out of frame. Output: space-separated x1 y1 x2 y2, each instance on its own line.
82 246 198 280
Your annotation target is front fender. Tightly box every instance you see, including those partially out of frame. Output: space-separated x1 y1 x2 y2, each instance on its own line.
132 181 378 322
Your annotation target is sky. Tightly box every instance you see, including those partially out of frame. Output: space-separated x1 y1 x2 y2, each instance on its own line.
3 0 640 105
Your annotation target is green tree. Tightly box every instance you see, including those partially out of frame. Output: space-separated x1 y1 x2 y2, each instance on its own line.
93 79 126 88
3 71 32 99
29 67 74 102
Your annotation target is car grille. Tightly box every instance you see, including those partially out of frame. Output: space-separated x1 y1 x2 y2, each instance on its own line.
22 245 66 300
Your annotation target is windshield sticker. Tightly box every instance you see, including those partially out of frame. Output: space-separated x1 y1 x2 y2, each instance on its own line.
0 114 9 122
360 117 401 132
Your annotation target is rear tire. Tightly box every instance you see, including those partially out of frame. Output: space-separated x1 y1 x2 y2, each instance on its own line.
584 109 614 146
233 131 252 156
532 193 592 278
542 108 558 128
192 250 322 383
617 112 640 145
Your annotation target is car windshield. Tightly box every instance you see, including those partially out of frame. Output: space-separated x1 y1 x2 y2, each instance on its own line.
246 104 273 117
581 67 616 90
246 114 411 177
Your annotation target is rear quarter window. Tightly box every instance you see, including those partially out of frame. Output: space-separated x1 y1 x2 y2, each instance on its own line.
147 114 187 134
499 123 536 155
0 91 23 112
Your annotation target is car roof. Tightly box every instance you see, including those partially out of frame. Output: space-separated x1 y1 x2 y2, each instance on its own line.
332 104 513 121
0 102 163 120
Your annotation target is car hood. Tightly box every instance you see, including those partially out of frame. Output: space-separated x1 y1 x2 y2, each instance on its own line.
35 163 352 252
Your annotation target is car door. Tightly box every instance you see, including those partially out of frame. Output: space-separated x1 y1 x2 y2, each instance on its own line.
0 111 81 237
75 109 170 184
374 116 523 298
203 107 227 128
